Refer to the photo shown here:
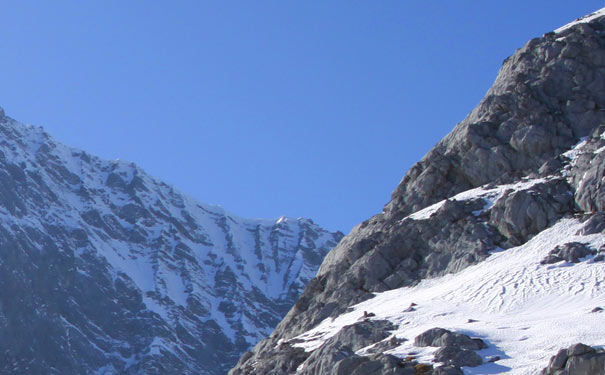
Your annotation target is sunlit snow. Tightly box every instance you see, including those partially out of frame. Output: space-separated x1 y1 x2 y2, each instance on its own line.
291 218 604 374
555 7 605 33
406 178 548 221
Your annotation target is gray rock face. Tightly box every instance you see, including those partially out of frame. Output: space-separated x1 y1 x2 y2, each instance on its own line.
488 178 572 247
568 125 605 212
542 343 605 375
0 111 343 374
385 21 605 222
231 10 605 375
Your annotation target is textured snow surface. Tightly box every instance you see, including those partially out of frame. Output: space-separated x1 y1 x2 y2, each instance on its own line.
291 217 605 374
555 7 605 33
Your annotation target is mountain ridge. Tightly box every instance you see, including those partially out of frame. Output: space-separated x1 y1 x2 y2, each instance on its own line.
0 109 343 374
230 8 605 375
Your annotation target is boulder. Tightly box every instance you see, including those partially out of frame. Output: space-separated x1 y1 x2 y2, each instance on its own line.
542 343 605 375
541 242 596 264
434 346 483 368
414 328 487 351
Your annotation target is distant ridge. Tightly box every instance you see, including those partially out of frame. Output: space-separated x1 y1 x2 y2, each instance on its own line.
0 109 343 374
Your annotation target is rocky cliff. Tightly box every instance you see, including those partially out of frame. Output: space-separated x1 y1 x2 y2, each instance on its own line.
0 108 343 374
230 8 605 375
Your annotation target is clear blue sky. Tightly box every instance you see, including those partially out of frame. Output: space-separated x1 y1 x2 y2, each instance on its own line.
0 1 602 232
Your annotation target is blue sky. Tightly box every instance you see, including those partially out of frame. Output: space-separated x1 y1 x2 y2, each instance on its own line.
0 1 602 232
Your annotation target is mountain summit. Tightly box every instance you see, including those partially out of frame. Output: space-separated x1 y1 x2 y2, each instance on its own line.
0 110 342 374
230 8 605 375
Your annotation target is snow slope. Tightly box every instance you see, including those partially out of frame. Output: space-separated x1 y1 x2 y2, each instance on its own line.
291 216 604 374
287 130 605 373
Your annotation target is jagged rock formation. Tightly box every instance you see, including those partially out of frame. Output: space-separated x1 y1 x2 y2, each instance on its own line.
0 110 343 374
231 9 605 375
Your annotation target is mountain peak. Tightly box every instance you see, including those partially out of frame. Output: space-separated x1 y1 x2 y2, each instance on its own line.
230 9 605 375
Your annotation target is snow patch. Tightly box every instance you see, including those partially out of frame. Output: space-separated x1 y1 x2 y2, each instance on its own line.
562 137 588 162
407 201 446 220
406 178 548 221
555 7 605 33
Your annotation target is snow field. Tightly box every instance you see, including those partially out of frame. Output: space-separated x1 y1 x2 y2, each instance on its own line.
291 218 605 374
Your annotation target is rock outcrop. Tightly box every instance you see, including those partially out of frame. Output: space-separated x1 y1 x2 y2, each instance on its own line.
542 343 605 375
231 9 605 375
541 242 596 264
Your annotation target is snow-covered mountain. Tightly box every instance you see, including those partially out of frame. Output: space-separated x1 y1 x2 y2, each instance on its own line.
230 8 605 375
0 106 343 374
